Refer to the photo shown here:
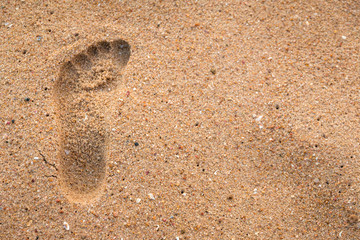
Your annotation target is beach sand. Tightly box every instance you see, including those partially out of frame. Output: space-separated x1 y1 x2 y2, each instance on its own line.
1 0 360 239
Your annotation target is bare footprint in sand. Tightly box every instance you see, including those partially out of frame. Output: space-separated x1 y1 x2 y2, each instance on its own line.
54 39 130 204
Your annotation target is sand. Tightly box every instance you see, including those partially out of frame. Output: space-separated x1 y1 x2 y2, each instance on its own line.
1 0 360 239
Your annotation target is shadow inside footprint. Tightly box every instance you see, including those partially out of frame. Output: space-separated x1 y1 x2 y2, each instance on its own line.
54 39 130 204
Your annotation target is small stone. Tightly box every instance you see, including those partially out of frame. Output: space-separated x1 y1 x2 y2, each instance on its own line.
148 193 155 200
314 178 320 183
255 116 263 122
36 36 42 41
63 222 70 231
64 150 70 155
342 36 347 40
4 22 13 28
210 68 216 75
136 198 141 203
11 119 15 123
348 214 358 224
25 97 30 102
27 220 33 227
108 161 115 169
134 142 139 147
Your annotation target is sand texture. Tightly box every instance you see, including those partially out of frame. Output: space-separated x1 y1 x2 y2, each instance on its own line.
1 0 360 239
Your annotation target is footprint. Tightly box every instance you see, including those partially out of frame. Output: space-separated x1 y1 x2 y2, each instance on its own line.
54 39 130 203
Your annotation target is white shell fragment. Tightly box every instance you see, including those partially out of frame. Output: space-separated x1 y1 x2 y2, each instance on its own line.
63 221 70 231
148 193 155 200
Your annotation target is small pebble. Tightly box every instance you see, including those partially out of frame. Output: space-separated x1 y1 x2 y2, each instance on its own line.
136 198 141 203
63 222 70 231
4 22 13 28
36 36 42 41
342 36 346 40
27 220 33 227
348 214 358 224
314 178 320 183
134 142 139 146
255 116 263 122
148 193 155 200
25 97 30 102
